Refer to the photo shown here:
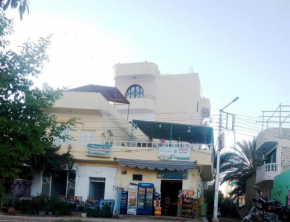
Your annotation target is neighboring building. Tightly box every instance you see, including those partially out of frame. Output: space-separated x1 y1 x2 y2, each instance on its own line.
252 104 290 205
255 128 290 200
271 170 290 206
30 62 214 217
114 62 210 125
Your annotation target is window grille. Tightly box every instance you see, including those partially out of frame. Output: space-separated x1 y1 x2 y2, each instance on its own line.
125 85 144 98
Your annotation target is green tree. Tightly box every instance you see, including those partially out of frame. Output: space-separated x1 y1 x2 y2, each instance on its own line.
205 190 224 216
220 140 262 193
0 10 75 193
220 197 238 218
0 0 29 20
219 139 262 204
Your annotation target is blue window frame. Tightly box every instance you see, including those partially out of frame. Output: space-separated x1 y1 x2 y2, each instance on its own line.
125 85 144 98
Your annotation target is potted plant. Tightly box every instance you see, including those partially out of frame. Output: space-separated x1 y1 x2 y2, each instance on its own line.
81 207 87 218
37 195 46 216
101 129 114 145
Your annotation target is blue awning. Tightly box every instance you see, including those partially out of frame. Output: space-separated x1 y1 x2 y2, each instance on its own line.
132 120 213 144
119 158 195 171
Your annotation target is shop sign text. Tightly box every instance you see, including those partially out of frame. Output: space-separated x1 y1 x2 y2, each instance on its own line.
158 147 190 161
87 144 112 157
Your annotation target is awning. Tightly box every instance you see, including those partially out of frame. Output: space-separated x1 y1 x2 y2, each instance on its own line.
256 141 278 154
132 120 213 144
119 158 195 171
69 84 130 104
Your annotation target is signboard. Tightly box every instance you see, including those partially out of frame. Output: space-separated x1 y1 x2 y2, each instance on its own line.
157 170 188 179
158 147 190 161
87 144 112 157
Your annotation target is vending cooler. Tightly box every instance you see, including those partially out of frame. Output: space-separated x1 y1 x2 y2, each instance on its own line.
127 184 138 215
137 183 154 215
120 191 128 214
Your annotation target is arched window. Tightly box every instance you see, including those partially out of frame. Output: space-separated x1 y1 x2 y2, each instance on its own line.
125 85 144 98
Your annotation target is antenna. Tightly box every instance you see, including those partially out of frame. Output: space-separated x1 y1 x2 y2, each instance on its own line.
189 66 194 73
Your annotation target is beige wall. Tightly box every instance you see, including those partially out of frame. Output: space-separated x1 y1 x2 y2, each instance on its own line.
114 62 211 126
61 146 213 166
75 161 202 198
114 62 160 80
114 165 201 197
155 73 201 125
40 86 213 202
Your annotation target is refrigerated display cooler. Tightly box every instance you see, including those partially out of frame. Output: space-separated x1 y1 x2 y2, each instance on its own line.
127 184 138 215
137 183 154 215
120 191 128 214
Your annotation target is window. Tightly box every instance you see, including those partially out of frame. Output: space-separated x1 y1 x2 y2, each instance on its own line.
133 174 143 181
82 131 96 145
54 128 71 144
125 85 144 99
41 171 76 198
266 149 276 164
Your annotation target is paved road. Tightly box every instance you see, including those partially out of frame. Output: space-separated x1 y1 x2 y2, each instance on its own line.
219 217 242 222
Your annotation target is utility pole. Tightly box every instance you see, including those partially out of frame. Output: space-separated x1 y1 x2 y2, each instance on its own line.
213 97 239 222
233 114 236 151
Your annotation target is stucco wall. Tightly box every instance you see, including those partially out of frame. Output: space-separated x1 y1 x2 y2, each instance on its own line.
155 73 201 125
114 62 160 79
256 128 290 149
271 170 290 206
61 146 213 168
31 173 42 196
75 165 117 201
116 78 157 99
114 62 210 126
281 145 290 172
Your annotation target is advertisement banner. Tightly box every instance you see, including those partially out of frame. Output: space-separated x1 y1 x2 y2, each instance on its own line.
87 144 112 157
158 147 190 161
157 170 188 179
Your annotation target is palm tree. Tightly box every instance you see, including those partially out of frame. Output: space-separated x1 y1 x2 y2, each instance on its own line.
219 139 263 198
1 0 29 20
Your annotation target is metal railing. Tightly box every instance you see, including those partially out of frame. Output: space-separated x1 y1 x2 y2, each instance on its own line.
127 94 156 100
56 138 210 151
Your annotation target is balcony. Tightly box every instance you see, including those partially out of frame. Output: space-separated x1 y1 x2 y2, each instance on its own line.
255 163 281 185
58 138 210 151
115 94 156 112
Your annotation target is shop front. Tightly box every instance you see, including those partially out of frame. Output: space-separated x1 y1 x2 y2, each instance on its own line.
115 158 205 217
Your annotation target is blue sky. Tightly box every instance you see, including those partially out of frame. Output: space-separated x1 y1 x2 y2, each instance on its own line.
5 0 290 139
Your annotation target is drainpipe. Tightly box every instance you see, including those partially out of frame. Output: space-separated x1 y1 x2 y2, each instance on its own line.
130 120 134 142
170 124 173 144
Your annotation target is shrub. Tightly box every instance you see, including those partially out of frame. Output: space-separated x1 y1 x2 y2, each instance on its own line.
101 204 111 218
86 207 99 217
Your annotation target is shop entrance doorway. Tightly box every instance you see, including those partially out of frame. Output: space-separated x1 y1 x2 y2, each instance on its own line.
160 180 182 216
89 177 105 201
